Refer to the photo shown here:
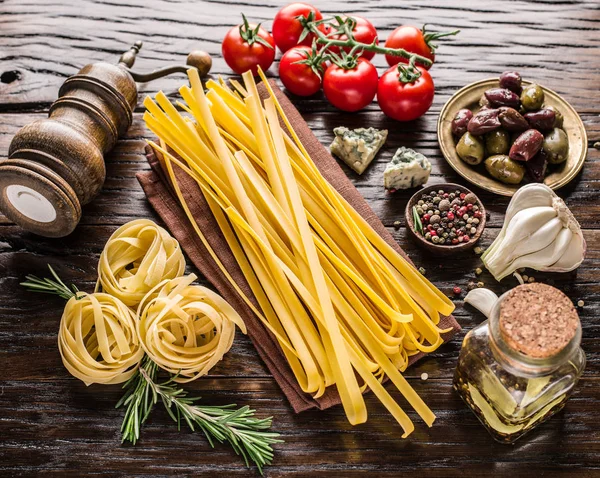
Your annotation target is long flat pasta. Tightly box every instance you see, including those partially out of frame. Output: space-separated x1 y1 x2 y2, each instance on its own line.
143 68 456 436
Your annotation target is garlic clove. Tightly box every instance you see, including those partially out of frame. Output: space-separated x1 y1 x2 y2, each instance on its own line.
484 206 557 268
486 216 563 270
481 184 553 262
464 288 499 318
496 227 573 281
541 231 586 272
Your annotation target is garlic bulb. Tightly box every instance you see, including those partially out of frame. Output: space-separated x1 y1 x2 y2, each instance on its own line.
482 183 585 281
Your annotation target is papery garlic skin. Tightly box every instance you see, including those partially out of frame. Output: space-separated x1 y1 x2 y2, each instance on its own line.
483 184 585 281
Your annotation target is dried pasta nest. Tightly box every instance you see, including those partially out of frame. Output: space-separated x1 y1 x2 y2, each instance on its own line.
97 219 186 307
58 292 144 385
137 274 246 383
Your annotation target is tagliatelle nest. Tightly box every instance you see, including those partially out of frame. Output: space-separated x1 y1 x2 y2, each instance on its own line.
58 292 144 385
97 219 186 307
137 274 247 383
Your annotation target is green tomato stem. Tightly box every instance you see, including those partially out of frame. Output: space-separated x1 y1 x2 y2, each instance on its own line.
307 22 433 67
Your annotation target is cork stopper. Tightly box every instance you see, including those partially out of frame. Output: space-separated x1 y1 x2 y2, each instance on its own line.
499 283 579 358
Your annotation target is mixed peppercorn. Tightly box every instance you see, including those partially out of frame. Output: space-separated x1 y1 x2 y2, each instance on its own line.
413 188 482 245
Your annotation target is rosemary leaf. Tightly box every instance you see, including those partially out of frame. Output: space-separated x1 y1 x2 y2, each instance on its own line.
412 206 424 235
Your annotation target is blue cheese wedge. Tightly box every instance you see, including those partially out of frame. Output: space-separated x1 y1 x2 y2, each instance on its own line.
330 127 388 174
384 147 431 190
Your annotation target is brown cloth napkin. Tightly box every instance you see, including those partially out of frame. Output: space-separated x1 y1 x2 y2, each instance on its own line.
136 79 461 413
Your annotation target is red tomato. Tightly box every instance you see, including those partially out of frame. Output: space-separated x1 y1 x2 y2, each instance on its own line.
327 16 379 61
222 18 276 75
279 46 324 96
272 3 324 53
377 65 434 121
322 58 378 112
384 25 434 69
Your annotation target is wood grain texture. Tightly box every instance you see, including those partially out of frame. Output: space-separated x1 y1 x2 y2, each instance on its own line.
1 0 599 476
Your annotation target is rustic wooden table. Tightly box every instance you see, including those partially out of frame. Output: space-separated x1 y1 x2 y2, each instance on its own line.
1 0 599 476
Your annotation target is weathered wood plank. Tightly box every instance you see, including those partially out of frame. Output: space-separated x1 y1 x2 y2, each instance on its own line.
1 0 599 111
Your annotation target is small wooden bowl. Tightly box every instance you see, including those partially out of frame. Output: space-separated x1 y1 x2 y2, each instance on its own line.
405 183 486 256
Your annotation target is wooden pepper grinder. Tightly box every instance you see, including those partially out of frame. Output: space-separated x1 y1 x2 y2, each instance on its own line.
0 42 211 237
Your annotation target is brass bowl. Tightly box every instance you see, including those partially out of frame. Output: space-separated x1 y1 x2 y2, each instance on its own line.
437 79 588 197
405 183 486 256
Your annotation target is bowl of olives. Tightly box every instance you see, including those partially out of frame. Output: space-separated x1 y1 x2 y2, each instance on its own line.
438 72 587 196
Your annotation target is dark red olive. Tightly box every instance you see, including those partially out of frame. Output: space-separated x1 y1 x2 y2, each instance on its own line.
452 109 474 136
524 108 556 131
467 108 501 135
485 88 521 108
498 107 529 132
526 149 548 183
499 71 522 94
509 129 544 162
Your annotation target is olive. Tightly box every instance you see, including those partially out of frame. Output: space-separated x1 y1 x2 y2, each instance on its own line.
467 109 501 135
452 109 474 137
509 129 544 162
520 84 545 111
499 71 522 94
485 88 520 108
545 105 564 128
543 127 569 164
498 107 529 132
524 108 556 131
485 155 526 184
485 129 510 155
456 132 485 165
526 149 548 183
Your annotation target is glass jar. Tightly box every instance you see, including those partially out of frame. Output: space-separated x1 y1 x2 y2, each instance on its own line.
453 291 586 443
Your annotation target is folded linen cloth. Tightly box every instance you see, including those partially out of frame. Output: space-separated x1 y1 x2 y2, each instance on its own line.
136 79 460 413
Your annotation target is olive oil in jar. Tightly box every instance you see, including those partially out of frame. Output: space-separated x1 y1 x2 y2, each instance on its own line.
453 283 585 443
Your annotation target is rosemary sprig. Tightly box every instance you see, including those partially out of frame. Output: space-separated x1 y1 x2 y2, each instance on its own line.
20 265 80 300
117 357 282 474
412 206 424 235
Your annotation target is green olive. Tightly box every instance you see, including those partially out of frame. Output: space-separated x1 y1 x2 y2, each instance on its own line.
543 128 569 164
545 105 564 128
456 132 485 165
485 129 510 155
485 154 526 184
520 84 545 111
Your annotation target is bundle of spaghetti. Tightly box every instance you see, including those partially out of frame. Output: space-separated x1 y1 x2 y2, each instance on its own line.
137 274 246 383
97 219 186 307
143 68 455 436
58 292 144 385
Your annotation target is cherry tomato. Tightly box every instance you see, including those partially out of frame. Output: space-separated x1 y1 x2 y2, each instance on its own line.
222 16 275 75
384 25 434 69
322 58 378 112
272 3 325 53
279 46 324 97
327 16 379 61
377 65 434 121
